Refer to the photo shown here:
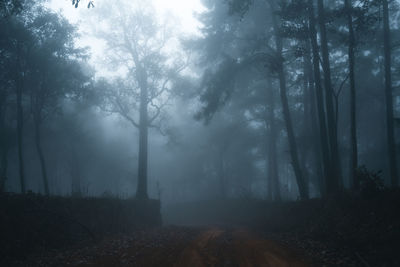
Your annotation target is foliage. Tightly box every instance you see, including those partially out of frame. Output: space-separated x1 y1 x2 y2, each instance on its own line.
355 165 385 197
72 0 94 9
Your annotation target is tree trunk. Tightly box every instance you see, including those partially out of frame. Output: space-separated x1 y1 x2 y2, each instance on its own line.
0 100 7 192
304 37 325 196
345 0 358 189
0 145 8 193
317 0 341 194
307 0 331 197
382 0 398 187
218 150 226 199
136 70 149 200
34 117 49 196
269 0 308 200
267 81 281 201
16 46 25 194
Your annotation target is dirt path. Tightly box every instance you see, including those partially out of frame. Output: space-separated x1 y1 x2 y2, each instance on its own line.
175 227 309 267
19 227 311 266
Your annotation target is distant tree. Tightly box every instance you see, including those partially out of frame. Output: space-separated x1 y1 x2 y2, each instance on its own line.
317 0 342 194
268 0 308 200
344 0 358 189
92 1 187 200
0 15 33 193
303 0 331 196
26 9 91 195
382 0 398 187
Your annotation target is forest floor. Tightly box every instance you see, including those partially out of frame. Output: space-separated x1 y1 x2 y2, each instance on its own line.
3 190 400 266
11 226 312 267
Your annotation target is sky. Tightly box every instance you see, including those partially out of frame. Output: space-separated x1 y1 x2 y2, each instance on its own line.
47 0 205 76
48 0 205 34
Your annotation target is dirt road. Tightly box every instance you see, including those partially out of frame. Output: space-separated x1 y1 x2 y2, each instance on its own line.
21 227 311 266
174 227 309 267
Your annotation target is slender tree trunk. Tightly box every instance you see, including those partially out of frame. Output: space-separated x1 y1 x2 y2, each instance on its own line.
304 38 325 196
267 81 281 201
0 148 7 193
345 0 358 189
136 70 149 200
70 148 82 197
0 100 7 192
218 150 226 199
382 0 398 187
269 0 308 200
317 0 341 194
307 0 331 197
16 46 25 194
34 117 49 196
301 50 311 180
0 111 8 193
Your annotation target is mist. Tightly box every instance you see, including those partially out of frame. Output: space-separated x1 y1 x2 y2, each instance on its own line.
1 0 400 266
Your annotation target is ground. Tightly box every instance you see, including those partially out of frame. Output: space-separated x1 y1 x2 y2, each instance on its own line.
14 226 311 267
3 192 400 266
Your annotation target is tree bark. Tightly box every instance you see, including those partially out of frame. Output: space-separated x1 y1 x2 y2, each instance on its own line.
16 45 25 194
0 98 7 192
269 0 308 200
382 0 398 187
34 117 49 196
0 148 7 192
345 0 358 189
317 0 341 194
136 68 149 200
304 37 325 196
266 81 281 201
218 150 226 199
307 0 331 196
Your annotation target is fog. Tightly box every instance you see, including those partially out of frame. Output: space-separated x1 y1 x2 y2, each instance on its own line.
1 0 400 265
1 0 400 202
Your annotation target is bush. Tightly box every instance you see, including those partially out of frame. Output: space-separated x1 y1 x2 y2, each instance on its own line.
355 165 384 198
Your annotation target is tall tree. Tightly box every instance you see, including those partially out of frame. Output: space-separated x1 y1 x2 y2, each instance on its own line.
382 0 398 187
317 0 342 194
268 0 308 200
92 2 186 199
28 10 88 196
266 80 281 201
345 0 358 189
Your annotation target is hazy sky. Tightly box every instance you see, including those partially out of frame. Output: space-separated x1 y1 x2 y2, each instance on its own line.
47 0 205 76
48 0 205 34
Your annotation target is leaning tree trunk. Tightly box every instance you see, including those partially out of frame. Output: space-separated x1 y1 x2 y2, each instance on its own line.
34 116 49 196
382 0 398 187
317 0 342 194
136 69 149 200
345 0 359 189
269 0 308 200
16 45 25 194
266 81 281 201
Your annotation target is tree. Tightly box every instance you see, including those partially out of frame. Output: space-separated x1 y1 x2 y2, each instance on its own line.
0 2 30 193
27 9 90 195
266 79 281 201
92 2 187 200
317 0 342 194
345 0 358 189
382 0 398 187
268 0 308 200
